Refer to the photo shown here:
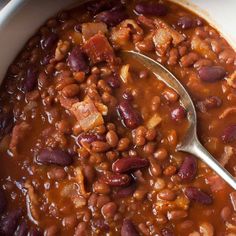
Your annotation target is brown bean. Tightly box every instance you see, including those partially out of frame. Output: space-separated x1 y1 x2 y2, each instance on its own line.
154 148 168 161
62 215 77 229
62 84 80 97
181 52 199 67
101 202 117 219
163 165 177 176
158 189 176 201
162 88 179 103
93 181 110 194
117 138 130 151
47 167 67 180
91 141 110 153
96 195 111 208
167 210 188 221
106 130 118 147
112 157 149 173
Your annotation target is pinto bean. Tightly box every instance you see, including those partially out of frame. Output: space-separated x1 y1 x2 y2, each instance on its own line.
184 187 213 205
178 156 197 182
158 189 176 201
0 189 6 215
0 209 22 235
106 130 119 147
93 181 110 194
68 46 89 73
118 100 143 129
180 52 199 67
91 141 110 152
135 2 168 16
37 148 73 166
112 157 149 173
198 66 226 82
221 125 236 143
102 172 131 186
121 218 140 236
167 210 188 221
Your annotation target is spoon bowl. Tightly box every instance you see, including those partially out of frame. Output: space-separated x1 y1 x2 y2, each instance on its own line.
122 50 236 190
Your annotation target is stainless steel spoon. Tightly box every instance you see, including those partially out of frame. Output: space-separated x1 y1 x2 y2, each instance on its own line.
122 50 236 190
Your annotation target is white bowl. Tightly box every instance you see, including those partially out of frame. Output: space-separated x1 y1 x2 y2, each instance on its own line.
0 0 235 82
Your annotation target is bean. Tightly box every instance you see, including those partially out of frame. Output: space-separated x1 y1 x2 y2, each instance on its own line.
0 209 22 235
112 157 149 173
221 125 236 143
181 52 199 67
41 32 58 49
87 0 121 14
62 215 77 229
221 206 232 222
102 172 131 186
178 156 197 182
83 165 95 183
37 148 73 166
158 189 176 201
161 227 174 236
101 202 117 218
23 66 38 92
116 183 136 198
154 148 168 161
74 222 87 236
47 167 67 180
62 84 80 98
135 2 168 16
162 88 179 103
184 187 213 205
77 132 105 145
93 181 110 194
44 225 58 236
68 46 89 73
198 66 226 82
93 219 110 232
106 74 121 89
118 100 143 129
0 189 6 215
91 141 110 152
121 218 139 236
106 130 119 147
199 222 214 236
0 112 13 139
15 221 28 236
171 106 187 121
197 96 222 113
167 210 188 221
177 16 195 29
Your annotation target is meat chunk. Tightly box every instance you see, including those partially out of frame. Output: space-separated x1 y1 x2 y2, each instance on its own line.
83 34 116 64
153 18 185 55
82 22 108 41
70 98 104 131
58 95 79 110
111 19 143 48
9 122 30 153
138 15 155 29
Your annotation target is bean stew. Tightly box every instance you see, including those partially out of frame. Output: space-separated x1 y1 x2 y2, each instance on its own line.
0 0 236 235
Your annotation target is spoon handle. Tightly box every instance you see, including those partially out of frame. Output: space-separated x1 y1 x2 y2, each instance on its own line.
190 139 236 190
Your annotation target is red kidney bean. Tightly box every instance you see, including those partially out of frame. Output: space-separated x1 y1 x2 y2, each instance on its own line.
121 218 140 236
41 53 53 66
197 96 222 113
93 219 110 232
37 148 73 166
68 46 89 73
177 16 195 29
102 172 131 186
122 90 134 101
0 209 22 235
198 66 226 82
184 187 212 205
178 156 197 182
77 132 105 145
23 66 38 92
0 112 13 139
221 125 236 143
15 221 28 236
117 100 143 129
41 32 58 50
112 157 149 173
171 106 187 121
0 189 6 215
87 0 122 14
116 183 136 198
135 2 168 16
106 74 121 89
95 7 127 27
161 227 174 236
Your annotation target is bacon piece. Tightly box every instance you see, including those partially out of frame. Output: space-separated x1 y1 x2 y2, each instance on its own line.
83 34 116 64
153 18 185 55
206 174 226 192
58 95 79 110
82 22 108 41
70 98 104 131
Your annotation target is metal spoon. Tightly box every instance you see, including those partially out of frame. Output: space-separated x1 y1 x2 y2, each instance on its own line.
122 50 236 190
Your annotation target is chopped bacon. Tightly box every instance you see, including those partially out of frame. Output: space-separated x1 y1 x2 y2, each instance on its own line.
219 146 234 167
191 36 216 60
206 174 226 192
82 22 108 41
70 98 104 131
9 122 30 154
83 34 116 64
58 95 79 110
74 167 90 197
152 18 185 55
